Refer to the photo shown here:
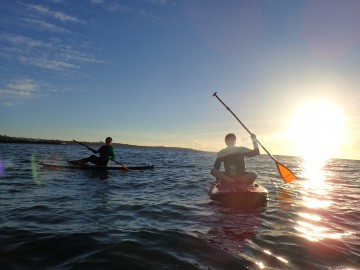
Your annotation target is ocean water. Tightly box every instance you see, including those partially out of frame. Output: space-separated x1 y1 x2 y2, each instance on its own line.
0 143 359 270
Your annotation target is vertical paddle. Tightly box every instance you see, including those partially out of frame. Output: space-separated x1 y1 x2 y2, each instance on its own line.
213 92 296 183
73 139 129 170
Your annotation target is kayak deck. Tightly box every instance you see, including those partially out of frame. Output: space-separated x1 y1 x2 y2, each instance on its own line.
210 181 268 208
39 162 155 171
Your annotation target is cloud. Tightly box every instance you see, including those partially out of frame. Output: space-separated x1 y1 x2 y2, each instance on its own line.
18 56 79 70
8 79 37 94
22 18 69 33
0 1 107 106
0 32 103 73
0 2 104 73
107 2 134 13
26 4 82 23
0 78 39 105
0 32 50 48
88 0 173 22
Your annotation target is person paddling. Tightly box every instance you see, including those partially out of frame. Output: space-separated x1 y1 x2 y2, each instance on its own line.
68 137 115 166
211 133 260 185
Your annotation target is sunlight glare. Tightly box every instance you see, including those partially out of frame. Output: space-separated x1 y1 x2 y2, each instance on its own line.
295 220 353 242
302 196 332 209
288 100 345 164
262 249 289 264
298 212 321 222
255 261 266 269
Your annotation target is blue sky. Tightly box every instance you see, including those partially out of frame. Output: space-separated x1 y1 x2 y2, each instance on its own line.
1 0 359 160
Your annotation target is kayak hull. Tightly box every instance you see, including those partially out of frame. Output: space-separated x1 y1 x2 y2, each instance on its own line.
39 162 154 171
210 182 268 208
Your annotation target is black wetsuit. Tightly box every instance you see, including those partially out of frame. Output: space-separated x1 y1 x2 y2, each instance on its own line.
83 145 115 166
214 146 259 178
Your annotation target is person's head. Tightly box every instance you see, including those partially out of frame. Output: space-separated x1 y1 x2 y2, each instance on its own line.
105 137 112 145
225 133 236 147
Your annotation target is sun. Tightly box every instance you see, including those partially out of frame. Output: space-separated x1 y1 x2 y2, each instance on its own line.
288 100 345 164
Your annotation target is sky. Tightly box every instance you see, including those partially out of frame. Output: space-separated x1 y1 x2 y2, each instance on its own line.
0 0 360 160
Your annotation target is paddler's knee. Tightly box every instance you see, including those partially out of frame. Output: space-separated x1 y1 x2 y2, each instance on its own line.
241 172 257 185
246 172 257 181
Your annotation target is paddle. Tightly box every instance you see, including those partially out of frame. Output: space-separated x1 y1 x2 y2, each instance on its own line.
213 92 296 183
73 139 129 170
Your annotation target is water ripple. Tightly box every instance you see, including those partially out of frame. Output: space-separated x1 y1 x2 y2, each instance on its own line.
0 144 359 269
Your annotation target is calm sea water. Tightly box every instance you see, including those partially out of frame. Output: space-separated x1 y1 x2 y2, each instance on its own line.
0 143 359 270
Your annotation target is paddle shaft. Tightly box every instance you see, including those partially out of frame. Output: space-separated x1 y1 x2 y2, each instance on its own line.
213 92 276 162
73 139 129 170
109 159 129 170
213 92 296 183
73 140 96 153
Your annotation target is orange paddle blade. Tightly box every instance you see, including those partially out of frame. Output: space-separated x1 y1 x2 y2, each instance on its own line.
276 161 296 183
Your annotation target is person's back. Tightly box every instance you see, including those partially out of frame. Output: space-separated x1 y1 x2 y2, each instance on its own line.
222 149 246 178
211 133 259 185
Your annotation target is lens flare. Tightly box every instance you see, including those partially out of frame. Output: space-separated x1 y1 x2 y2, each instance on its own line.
0 158 3 176
31 153 41 185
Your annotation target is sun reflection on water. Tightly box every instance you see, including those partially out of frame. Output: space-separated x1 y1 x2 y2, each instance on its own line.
295 157 353 243
299 157 333 199
295 219 353 242
263 249 289 263
252 249 289 269
301 196 332 209
298 158 334 214
298 212 321 221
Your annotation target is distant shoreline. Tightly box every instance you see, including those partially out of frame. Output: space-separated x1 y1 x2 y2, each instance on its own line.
0 135 200 152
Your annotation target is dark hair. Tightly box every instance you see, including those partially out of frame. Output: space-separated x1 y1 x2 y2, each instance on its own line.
225 133 236 141
105 137 112 142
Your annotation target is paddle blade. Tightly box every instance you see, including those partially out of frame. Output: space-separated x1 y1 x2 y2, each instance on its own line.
275 161 296 183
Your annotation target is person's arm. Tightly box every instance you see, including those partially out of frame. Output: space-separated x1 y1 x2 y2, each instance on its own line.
213 149 225 169
108 147 115 159
214 158 221 169
245 134 260 157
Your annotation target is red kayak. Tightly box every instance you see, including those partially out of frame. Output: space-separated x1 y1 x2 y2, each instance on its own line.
210 181 268 208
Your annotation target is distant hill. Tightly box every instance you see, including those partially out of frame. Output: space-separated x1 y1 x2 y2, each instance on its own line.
0 135 64 145
0 135 199 152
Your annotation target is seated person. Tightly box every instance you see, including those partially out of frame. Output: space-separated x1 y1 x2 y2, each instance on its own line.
211 133 260 185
